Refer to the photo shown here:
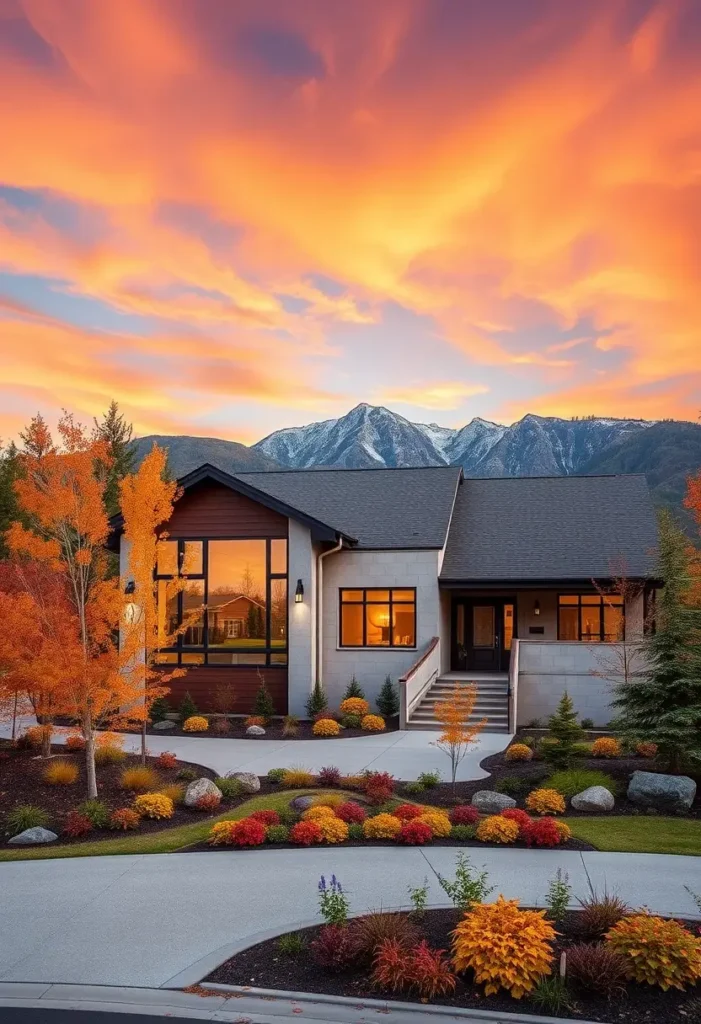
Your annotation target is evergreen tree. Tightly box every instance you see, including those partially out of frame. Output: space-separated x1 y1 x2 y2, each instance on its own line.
178 691 198 722
343 675 365 700
545 691 583 766
253 674 275 721
246 603 257 639
305 679 328 719
93 401 135 516
0 441 23 559
376 674 399 718
613 510 701 772
149 695 171 723
19 413 54 458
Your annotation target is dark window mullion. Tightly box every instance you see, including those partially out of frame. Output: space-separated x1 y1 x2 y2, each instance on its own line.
265 538 272 667
203 539 210 664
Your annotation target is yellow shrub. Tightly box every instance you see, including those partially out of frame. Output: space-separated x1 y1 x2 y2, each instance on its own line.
158 783 185 804
302 805 336 821
43 760 79 785
312 793 346 808
340 697 370 717
209 821 235 846
553 820 572 843
281 768 316 788
312 718 341 737
476 815 519 844
592 736 621 758
133 792 174 819
361 714 386 732
525 788 566 816
606 914 701 991
183 715 208 733
96 731 124 750
363 813 402 840
317 816 350 843
120 766 160 792
339 774 365 790
505 743 533 762
452 896 556 998
417 811 452 838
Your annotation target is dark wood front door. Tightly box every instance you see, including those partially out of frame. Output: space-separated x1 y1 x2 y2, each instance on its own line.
452 598 514 672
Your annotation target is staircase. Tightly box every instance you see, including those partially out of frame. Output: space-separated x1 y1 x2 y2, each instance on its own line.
407 671 510 733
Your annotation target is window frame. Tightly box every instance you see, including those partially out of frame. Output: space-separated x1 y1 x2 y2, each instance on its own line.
154 535 288 667
338 587 417 649
557 592 625 643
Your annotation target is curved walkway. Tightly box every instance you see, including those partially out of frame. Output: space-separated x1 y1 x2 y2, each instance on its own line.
0 847 699 989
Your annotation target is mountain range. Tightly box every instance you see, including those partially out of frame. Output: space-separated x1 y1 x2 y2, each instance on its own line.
132 404 701 529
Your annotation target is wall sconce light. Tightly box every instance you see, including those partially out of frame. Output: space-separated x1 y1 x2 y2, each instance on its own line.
295 579 304 603
533 599 541 616
124 580 136 596
124 580 138 623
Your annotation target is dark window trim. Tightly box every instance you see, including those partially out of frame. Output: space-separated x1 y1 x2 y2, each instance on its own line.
155 535 289 668
557 592 625 642
338 587 417 649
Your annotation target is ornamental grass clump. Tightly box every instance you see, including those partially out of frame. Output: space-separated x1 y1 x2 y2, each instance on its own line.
5 805 50 835
317 765 342 787
77 799 110 828
417 810 452 838
578 888 630 939
158 783 185 804
340 696 370 717
94 745 126 766
133 792 174 819
43 760 79 786
281 767 316 788
372 939 457 1000
476 815 519 845
592 736 622 758
526 788 566 816
451 896 556 998
547 768 616 798
566 942 628 1000
361 714 385 732
120 766 160 792
363 813 402 839
183 715 208 733
505 743 533 761
352 911 419 959
312 793 346 808
605 914 701 990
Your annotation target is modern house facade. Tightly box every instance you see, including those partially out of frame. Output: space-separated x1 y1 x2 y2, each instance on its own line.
115 464 659 731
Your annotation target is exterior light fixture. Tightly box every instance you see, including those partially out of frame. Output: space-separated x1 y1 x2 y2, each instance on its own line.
295 579 304 603
124 580 138 623
124 580 135 595
534 599 540 616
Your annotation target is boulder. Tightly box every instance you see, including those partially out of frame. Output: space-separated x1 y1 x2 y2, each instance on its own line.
246 725 266 737
571 785 615 812
226 771 261 794
627 771 696 813
291 795 316 811
184 777 222 808
8 827 58 845
471 790 516 813
152 720 175 731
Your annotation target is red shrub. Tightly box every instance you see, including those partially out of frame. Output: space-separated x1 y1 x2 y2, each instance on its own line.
318 765 342 787
410 941 457 1000
110 808 140 831
364 771 394 794
394 803 424 821
63 811 93 838
523 816 562 848
311 924 359 972
65 735 86 752
366 785 393 805
157 751 178 770
290 820 324 846
335 801 367 824
195 793 222 812
450 805 479 826
249 809 281 826
229 818 266 847
501 808 532 835
398 820 433 845
371 937 411 991
313 709 340 723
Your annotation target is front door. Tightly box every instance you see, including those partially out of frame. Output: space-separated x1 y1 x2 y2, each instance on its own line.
452 599 514 672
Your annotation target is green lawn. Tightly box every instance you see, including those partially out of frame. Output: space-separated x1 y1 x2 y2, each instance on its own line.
568 815 701 856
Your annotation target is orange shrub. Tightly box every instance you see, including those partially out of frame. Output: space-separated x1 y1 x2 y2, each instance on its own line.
302 805 336 821
553 820 572 843
65 734 86 752
592 736 621 758
636 742 658 759
22 725 52 748
606 914 701 991
245 716 266 728
157 751 178 770
361 714 386 732
281 768 316 788
317 816 349 843
110 808 140 830
133 792 174 819
363 813 402 840
313 718 341 737
340 697 370 717
96 732 124 749
416 811 452 838
525 788 566 816
476 815 519 845
505 743 533 762
43 760 79 785
183 715 208 733
195 793 222 812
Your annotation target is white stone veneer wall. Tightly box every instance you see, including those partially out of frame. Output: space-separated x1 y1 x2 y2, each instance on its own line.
321 549 442 709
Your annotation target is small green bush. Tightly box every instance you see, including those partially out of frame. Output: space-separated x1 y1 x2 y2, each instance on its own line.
178 691 198 723
404 781 424 795
267 768 286 783
278 932 306 956
77 799 110 828
176 767 198 782
451 824 476 841
277 807 298 826
340 714 361 729
149 696 171 723
417 770 441 789
532 977 573 1015
581 718 594 730
214 777 244 799
572 742 593 757
253 678 276 721
348 823 364 840
266 825 290 843
5 804 50 835
376 675 399 718
548 769 616 798
495 776 530 797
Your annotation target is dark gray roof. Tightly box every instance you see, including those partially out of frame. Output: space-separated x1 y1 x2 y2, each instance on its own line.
236 467 462 549
440 475 659 582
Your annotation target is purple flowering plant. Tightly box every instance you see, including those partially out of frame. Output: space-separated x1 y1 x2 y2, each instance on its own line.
318 874 349 926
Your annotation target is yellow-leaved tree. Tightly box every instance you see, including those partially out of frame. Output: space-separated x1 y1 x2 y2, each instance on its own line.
433 683 487 793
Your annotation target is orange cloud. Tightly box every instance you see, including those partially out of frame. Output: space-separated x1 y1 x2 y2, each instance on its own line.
376 382 490 411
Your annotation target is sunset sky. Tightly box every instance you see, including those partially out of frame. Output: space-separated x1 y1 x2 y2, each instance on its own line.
1 0 700 444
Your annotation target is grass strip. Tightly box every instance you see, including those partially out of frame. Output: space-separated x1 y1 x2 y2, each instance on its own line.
567 814 701 856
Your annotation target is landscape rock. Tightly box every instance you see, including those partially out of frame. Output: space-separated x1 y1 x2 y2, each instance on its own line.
471 790 516 813
627 771 696 812
246 725 266 737
291 795 317 811
8 827 58 845
571 785 615 812
184 777 223 808
226 771 261 794
152 720 175 731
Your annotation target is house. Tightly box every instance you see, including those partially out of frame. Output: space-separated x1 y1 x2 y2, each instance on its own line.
113 464 659 730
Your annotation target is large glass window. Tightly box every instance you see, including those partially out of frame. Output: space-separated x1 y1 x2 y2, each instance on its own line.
558 593 624 642
339 588 416 647
155 537 288 666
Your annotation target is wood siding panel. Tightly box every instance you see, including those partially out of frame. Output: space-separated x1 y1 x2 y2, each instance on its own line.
165 667 288 715
167 481 288 538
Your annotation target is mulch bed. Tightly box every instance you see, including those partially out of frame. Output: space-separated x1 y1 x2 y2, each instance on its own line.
206 908 701 1023
144 717 399 741
0 740 275 846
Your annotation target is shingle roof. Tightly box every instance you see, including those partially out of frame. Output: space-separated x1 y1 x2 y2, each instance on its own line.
236 467 462 550
440 475 659 582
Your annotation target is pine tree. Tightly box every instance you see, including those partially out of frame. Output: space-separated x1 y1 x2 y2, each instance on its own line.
343 675 365 700
376 675 399 718
253 673 275 721
179 691 198 722
613 510 701 772
305 679 328 719
93 401 135 516
545 691 583 766
149 695 171 723
0 441 23 559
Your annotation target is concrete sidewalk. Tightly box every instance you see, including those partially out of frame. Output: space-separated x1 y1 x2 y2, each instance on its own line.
0 848 699 989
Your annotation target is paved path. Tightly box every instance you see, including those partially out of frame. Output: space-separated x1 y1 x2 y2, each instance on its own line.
0 848 699 989
0 718 511 782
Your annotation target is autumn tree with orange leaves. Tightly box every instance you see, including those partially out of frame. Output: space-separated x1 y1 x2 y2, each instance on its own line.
433 683 487 793
684 469 701 605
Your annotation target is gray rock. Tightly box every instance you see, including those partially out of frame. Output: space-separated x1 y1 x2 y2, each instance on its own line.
471 790 516 813
291 795 317 811
184 778 222 808
152 720 175 731
628 771 696 812
246 725 266 737
571 785 615 812
8 827 58 845
226 771 261 794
